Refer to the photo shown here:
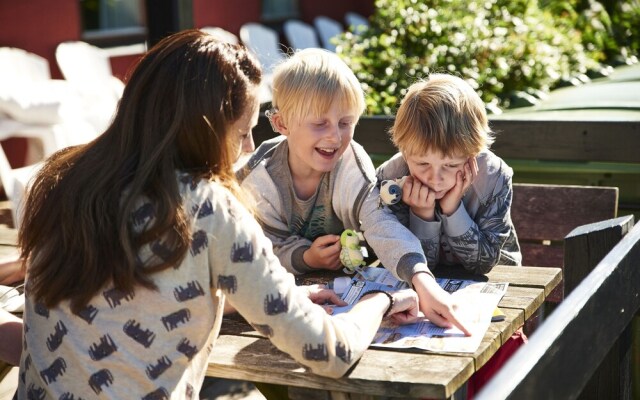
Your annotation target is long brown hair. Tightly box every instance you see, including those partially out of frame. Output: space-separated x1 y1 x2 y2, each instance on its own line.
19 30 261 313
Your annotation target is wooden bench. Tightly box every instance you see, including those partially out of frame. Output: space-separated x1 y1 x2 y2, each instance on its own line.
475 215 638 400
511 183 619 303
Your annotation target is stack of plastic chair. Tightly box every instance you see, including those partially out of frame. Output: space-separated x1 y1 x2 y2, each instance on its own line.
55 41 125 134
0 47 96 228
313 16 344 52
239 23 286 104
0 48 66 156
283 20 321 51
0 138 40 229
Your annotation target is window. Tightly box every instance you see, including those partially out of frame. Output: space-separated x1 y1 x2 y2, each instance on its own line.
261 0 299 22
80 0 146 47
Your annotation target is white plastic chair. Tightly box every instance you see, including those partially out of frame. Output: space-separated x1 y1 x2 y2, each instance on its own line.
55 41 125 134
344 12 369 33
239 23 285 75
283 20 320 51
313 16 343 52
239 23 286 104
0 47 50 82
0 140 42 229
0 47 97 228
200 27 239 44
0 47 67 156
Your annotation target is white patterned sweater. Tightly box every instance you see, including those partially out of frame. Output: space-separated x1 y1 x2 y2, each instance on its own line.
19 173 372 400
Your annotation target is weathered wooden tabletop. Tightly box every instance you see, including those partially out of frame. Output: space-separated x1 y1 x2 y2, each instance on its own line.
207 265 561 399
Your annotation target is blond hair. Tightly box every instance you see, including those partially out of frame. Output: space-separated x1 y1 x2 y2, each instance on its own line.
271 48 365 126
390 74 494 158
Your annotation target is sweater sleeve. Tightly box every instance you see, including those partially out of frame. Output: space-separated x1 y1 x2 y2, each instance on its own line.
441 171 518 274
408 211 442 265
207 186 374 378
335 144 433 283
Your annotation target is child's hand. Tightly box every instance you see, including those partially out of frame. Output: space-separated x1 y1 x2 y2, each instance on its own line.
303 284 348 314
387 289 421 325
303 234 342 270
439 156 478 216
411 272 471 335
402 176 437 221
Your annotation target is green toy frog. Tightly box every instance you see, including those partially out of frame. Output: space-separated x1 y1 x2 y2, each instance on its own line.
339 229 368 274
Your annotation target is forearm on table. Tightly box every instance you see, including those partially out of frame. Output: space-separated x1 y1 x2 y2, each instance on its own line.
411 271 439 299
346 292 390 338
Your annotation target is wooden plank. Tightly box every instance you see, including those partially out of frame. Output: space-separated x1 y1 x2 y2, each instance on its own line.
489 119 640 164
206 335 475 399
494 308 525 345
512 183 619 244
563 215 635 400
485 265 562 297
564 215 634 295
288 387 381 400
517 242 563 268
254 115 640 164
474 219 640 400
498 286 545 321
511 183 618 304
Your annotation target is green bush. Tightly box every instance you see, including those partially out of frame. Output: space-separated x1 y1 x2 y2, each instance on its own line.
335 0 639 115
540 0 640 66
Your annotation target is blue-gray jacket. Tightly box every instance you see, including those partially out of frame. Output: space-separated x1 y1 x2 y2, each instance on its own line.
376 150 522 274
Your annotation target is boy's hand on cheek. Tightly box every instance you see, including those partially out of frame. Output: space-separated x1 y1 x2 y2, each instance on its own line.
304 234 342 270
440 157 478 216
402 176 436 221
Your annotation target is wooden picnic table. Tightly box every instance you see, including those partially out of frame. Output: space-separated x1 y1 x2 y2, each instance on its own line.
207 264 561 399
0 214 561 399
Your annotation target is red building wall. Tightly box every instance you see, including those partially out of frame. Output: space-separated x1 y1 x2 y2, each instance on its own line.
193 0 373 35
299 0 373 25
192 0 261 35
0 0 81 79
1 0 374 79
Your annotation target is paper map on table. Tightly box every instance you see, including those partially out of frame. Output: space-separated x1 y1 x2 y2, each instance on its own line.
332 268 508 353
